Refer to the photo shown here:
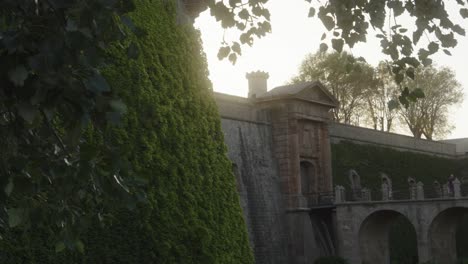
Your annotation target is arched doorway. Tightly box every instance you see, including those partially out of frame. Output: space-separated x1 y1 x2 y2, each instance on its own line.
300 161 316 205
359 210 418 264
429 207 468 264
300 161 315 195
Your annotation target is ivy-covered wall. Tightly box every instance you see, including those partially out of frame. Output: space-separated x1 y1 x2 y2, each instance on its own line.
0 0 254 263
331 141 464 191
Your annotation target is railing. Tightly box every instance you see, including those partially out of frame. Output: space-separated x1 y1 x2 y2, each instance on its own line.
298 182 468 207
332 182 468 204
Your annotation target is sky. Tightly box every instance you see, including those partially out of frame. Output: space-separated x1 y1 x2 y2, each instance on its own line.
194 0 468 140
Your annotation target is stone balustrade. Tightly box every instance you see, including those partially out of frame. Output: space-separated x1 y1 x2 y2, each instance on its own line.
328 177 466 204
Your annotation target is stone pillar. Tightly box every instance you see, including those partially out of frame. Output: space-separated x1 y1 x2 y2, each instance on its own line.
382 182 389 201
409 185 417 200
334 185 345 203
443 183 449 198
433 181 442 198
454 178 461 198
361 188 371 201
417 226 431 263
416 182 424 200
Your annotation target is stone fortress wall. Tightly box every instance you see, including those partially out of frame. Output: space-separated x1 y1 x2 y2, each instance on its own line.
213 72 465 264
329 123 459 158
216 93 288 264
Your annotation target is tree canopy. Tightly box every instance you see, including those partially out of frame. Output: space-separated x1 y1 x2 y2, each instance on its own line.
398 66 463 139
364 62 401 132
210 0 468 104
291 51 377 124
291 50 463 140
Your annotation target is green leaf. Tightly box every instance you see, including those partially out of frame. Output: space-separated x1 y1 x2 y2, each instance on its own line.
17 102 38 124
388 99 400 110
217 46 231 60
406 67 415 80
460 8 468 18
121 15 135 31
127 42 139 59
106 112 122 125
4 178 13 197
321 33 326 40
422 58 432 66
75 240 85 253
228 53 237 64
428 42 439 53
320 15 335 31
55 242 66 253
231 42 241 54
319 43 328 53
453 24 465 36
229 0 240 6
411 88 425 99
7 208 27 228
443 49 452 56
238 9 249 20
399 95 410 108
331 38 344 52
8 65 29 87
84 71 110 93
395 73 404 84
308 7 316 17
109 99 127 114
66 19 78 32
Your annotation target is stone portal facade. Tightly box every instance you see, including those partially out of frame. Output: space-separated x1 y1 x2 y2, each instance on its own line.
215 72 338 264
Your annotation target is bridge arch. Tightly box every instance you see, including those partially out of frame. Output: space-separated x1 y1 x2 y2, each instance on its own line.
429 207 468 264
359 210 417 264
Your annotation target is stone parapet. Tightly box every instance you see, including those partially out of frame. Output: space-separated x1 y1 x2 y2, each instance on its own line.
329 122 457 158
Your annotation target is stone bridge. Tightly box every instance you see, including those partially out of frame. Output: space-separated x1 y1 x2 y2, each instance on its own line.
335 197 468 264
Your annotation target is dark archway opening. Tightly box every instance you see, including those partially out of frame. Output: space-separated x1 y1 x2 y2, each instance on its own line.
389 215 418 264
359 210 418 264
430 207 468 264
456 213 468 263
300 161 315 195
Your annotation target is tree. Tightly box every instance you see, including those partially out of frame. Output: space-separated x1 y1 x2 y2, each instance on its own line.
292 51 378 124
398 66 463 140
0 0 148 249
210 0 468 103
363 62 400 132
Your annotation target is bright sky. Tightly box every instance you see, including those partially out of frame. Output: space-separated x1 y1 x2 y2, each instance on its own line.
194 0 468 140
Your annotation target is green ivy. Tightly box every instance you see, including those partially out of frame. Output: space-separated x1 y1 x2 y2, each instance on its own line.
331 141 463 191
0 0 253 263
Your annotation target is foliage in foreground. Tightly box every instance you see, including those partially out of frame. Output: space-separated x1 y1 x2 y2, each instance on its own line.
314 256 349 264
212 0 468 105
0 0 254 263
0 0 144 246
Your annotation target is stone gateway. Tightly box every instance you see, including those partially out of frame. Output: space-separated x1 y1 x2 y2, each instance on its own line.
214 72 467 264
